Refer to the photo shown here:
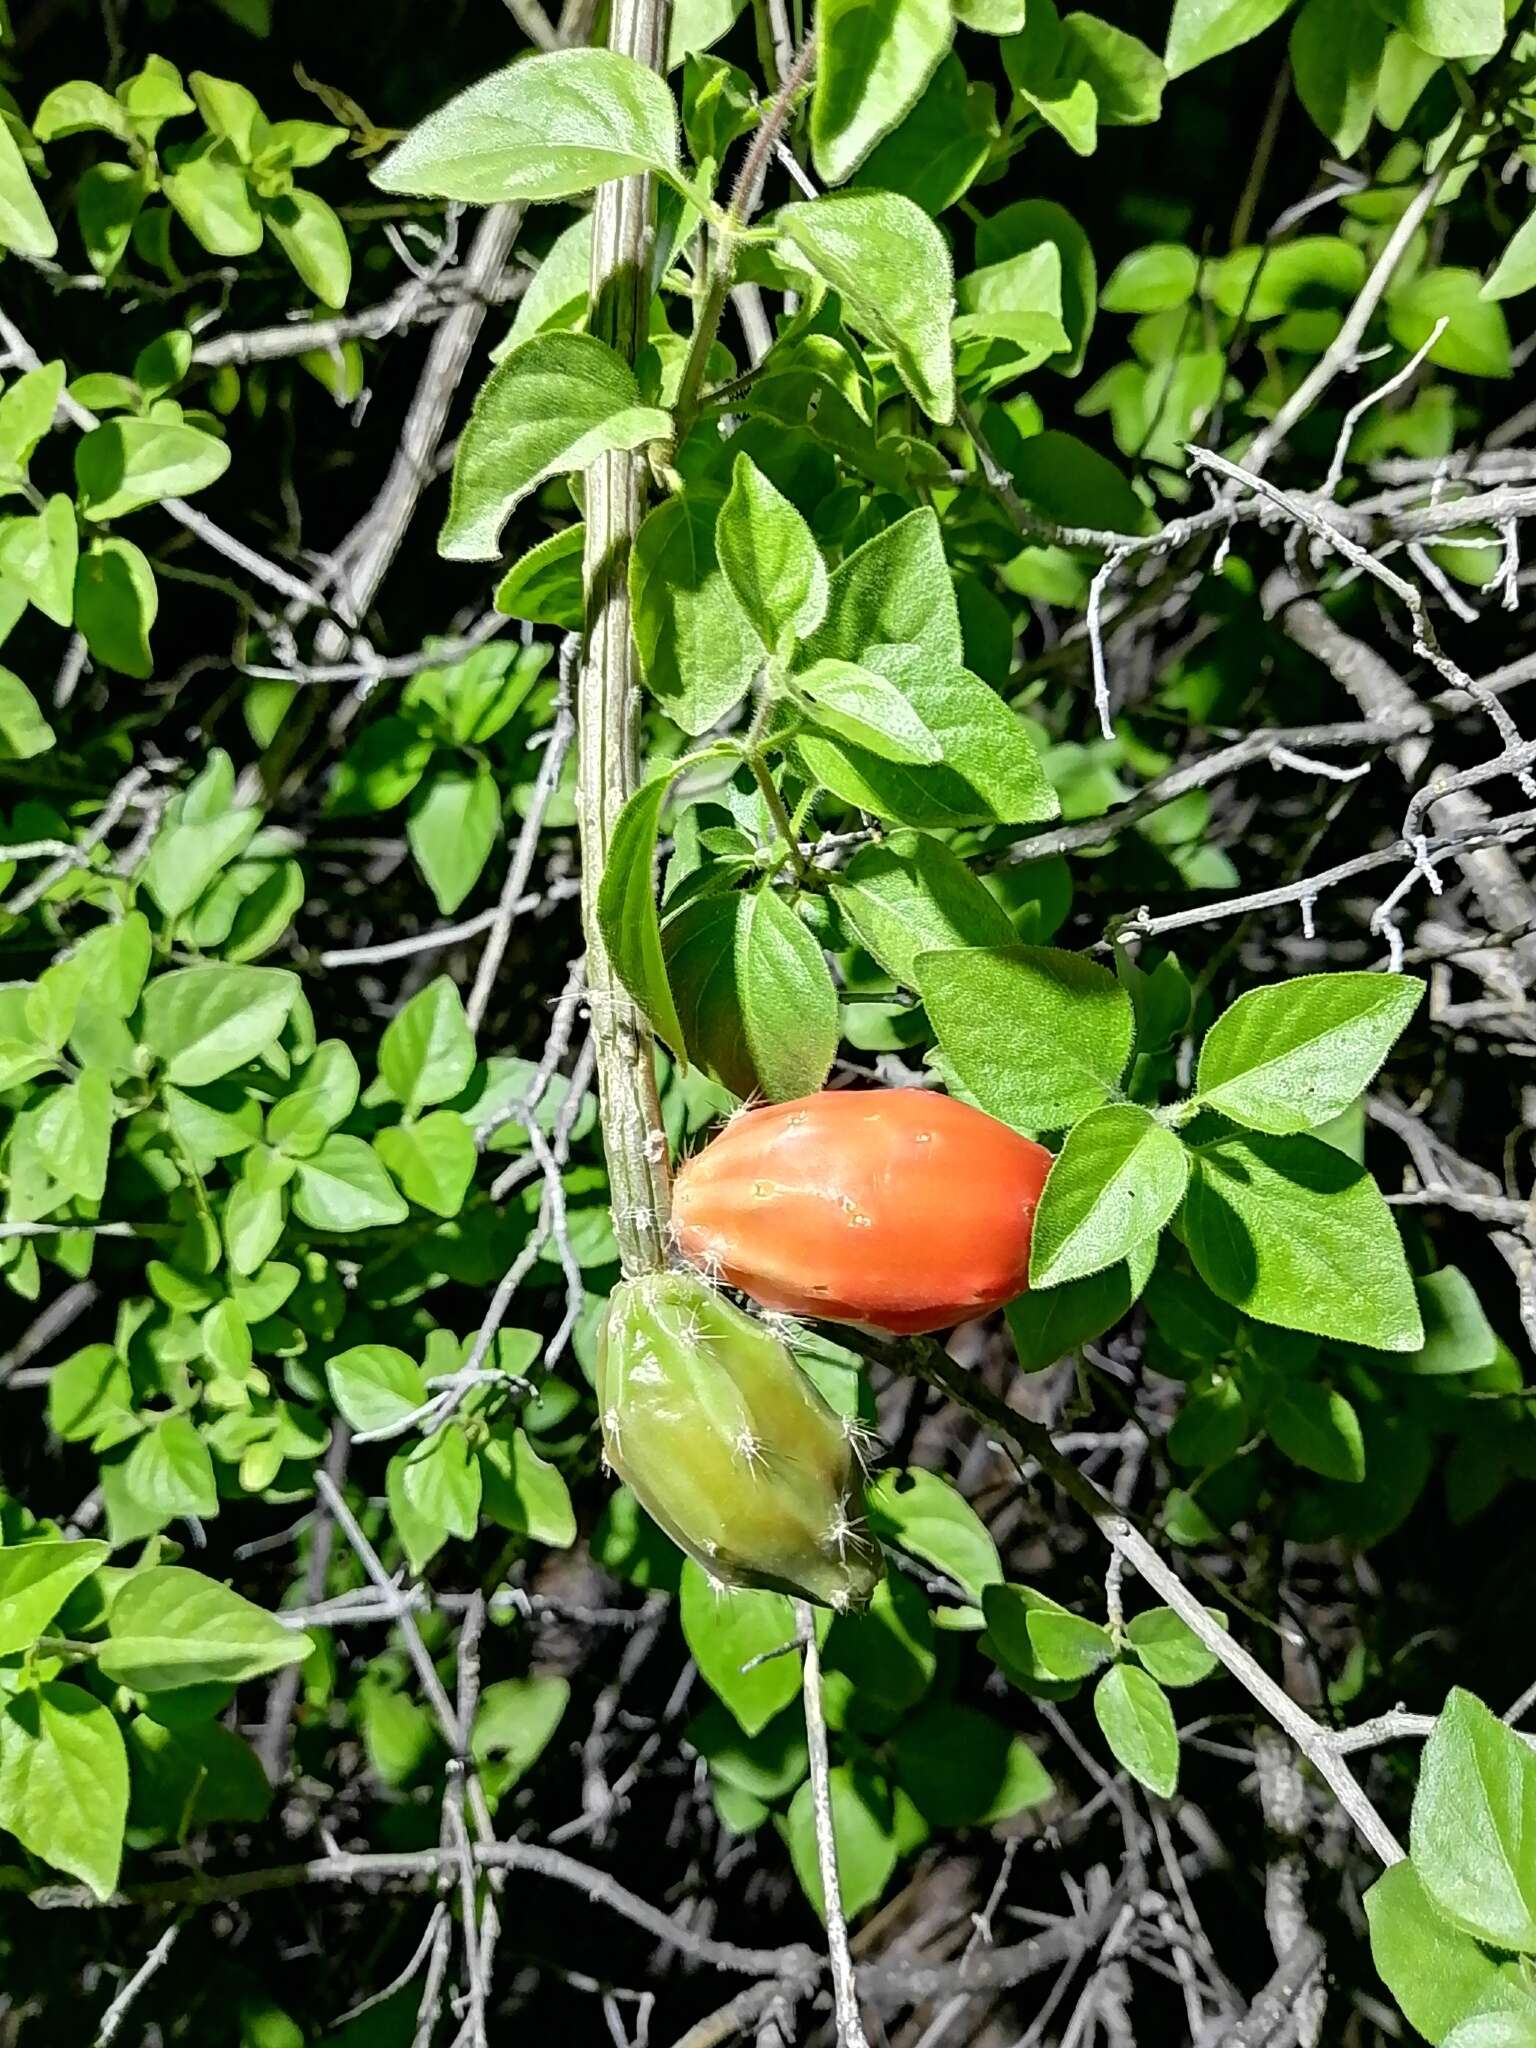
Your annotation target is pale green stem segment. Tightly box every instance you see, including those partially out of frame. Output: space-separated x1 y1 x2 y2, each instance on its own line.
576 0 675 1277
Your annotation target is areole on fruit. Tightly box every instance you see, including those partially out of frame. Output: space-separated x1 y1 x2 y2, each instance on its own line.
597 1269 880 1609
671 1088 1053 1335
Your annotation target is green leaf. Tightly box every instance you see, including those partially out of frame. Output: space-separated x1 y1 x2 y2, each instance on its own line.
792 513 1054 827
679 1562 799 1736
601 756 736 1056
830 830 1014 988
0 668 57 762
104 1415 218 1545
480 1428 576 1547
1165 0 1295 77
956 243 1068 373
376 1112 477 1218
591 1485 684 1593
0 361 65 480
395 1426 483 1564
0 496 77 627
689 1700 807 1803
1065 14 1167 125
500 216 594 354
1444 2016 1536 2048
916 945 1133 1133
1184 1132 1423 1351
733 885 839 1102
100 1567 313 1693
955 0 1025 24
74 537 157 679
141 966 298 1084
1390 1266 1501 1377
0 116 57 260
800 657 1056 827
716 453 828 653
472 1676 570 1795
1195 973 1423 1133
1094 1663 1179 1797
78 162 151 275
973 200 1096 377
266 1040 359 1155
1374 0 1504 57
892 1703 1052 1825
1484 211 1536 304
865 1467 1001 1603
493 524 585 629
326 1344 428 1435
0 1541 109 1657
630 489 762 735
853 51 999 216
127 1714 271 1832
75 418 231 521
1367 1860 1534 2047
811 0 954 185
1004 1246 1153 1370
983 1584 1113 1682
978 1572 1097 1687
784 1764 898 1920
1266 1382 1366 1482
48 1345 134 1447
292 1136 408 1231
378 976 476 1115
670 0 749 67
0 1683 126 1899
1031 1105 1189 1288
190 71 263 157
1376 29 1443 126
994 427 1143 537
1167 1373 1247 1470
822 1573 935 1714
374 49 681 203
1291 0 1388 156
441 333 671 561
1125 1606 1225 1687
162 143 262 256
143 804 260 923
264 189 351 309
796 659 942 765
777 193 955 423
1389 269 1512 379
407 768 499 914
1412 1690 1536 1952
385 1435 463 1574
34 80 134 143
801 504 958 670
661 892 753 1095
1101 243 1200 314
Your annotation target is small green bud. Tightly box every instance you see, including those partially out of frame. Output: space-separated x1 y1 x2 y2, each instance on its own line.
597 1271 880 1611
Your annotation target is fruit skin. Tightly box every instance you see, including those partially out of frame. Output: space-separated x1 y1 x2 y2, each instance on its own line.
597 1270 880 1610
672 1089 1052 1336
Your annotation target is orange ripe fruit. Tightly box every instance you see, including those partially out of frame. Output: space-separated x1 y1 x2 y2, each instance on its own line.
671 1089 1053 1336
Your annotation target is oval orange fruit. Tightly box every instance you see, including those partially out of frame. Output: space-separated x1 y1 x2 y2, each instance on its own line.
672 1089 1052 1335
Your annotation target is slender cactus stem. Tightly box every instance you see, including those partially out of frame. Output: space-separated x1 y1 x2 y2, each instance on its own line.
577 0 674 1277
795 1602 868 2048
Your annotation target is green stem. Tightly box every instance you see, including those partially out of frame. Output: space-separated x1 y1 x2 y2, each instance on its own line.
744 749 812 886
576 0 674 1278
34 1636 98 1662
670 33 817 446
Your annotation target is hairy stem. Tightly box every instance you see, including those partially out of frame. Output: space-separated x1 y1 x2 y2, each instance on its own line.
577 0 674 1277
671 33 817 441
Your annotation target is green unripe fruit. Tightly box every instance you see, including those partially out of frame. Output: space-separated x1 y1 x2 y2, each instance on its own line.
597 1271 881 1610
